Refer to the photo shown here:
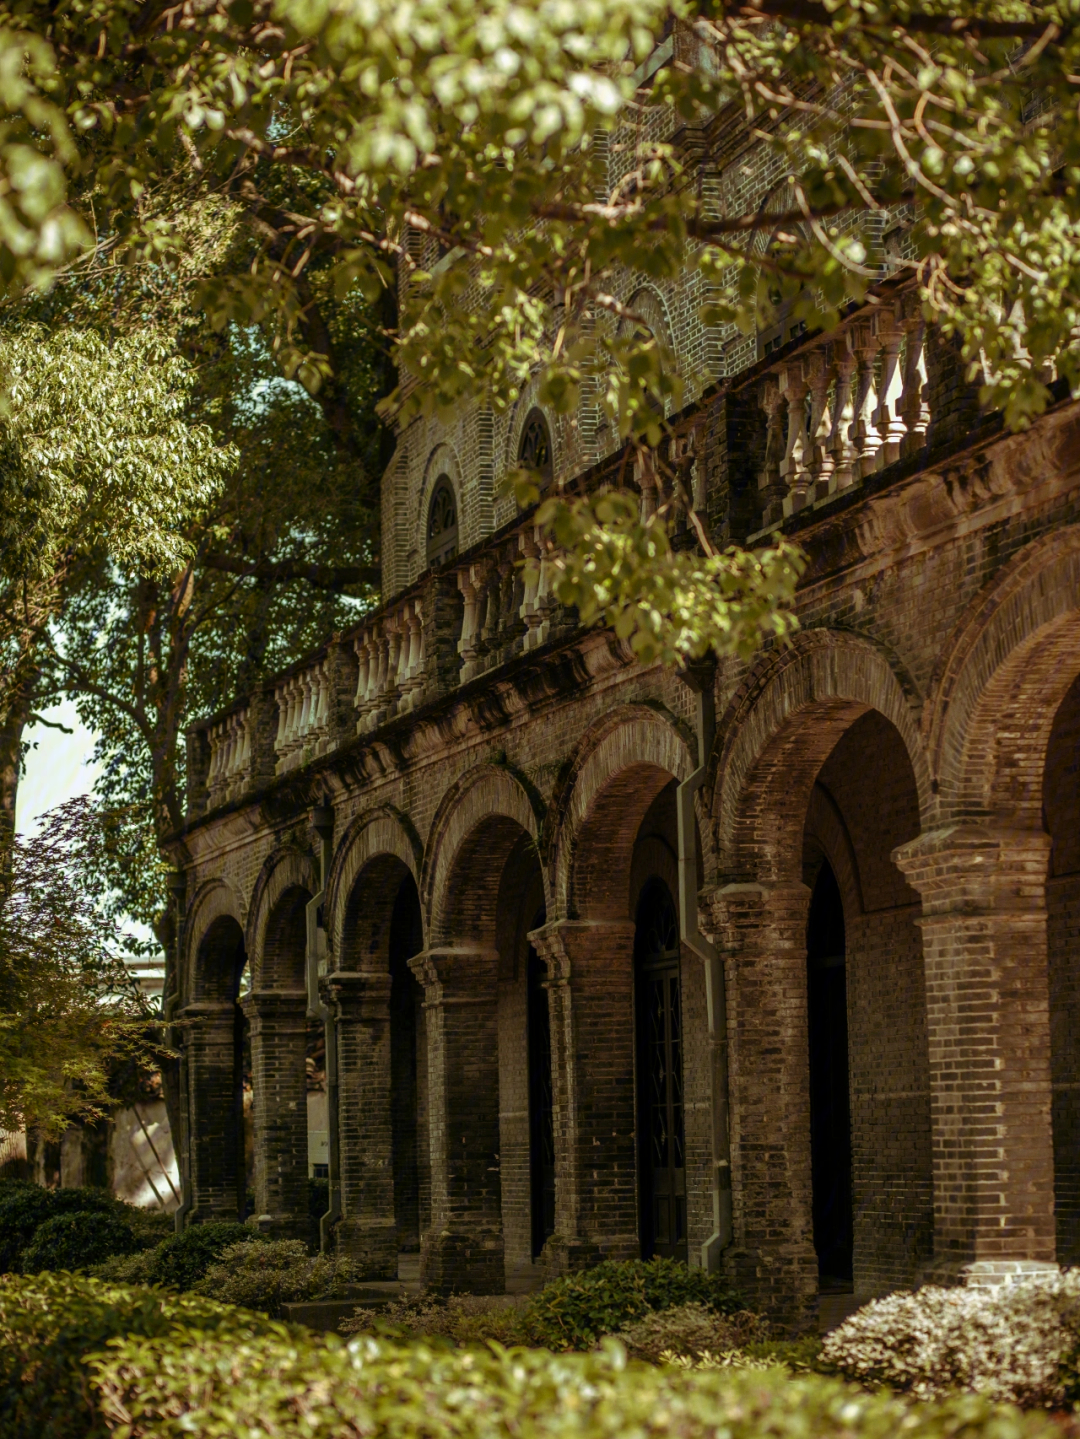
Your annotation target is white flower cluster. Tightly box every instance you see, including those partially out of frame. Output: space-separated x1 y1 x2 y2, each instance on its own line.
822 1272 1080 1406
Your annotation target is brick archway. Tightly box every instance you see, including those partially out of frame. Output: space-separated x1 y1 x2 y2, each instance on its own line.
548 705 695 921
927 526 1080 824
422 762 544 944
246 847 317 990
186 880 245 1003
327 806 422 966
713 629 929 882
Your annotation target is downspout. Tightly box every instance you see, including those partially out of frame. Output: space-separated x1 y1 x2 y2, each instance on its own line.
306 804 341 1253
676 666 733 1272
166 868 194 1233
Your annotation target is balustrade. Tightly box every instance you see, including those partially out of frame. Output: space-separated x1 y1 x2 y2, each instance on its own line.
206 707 252 806
756 292 929 523
354 596 427 736
274 660 332 774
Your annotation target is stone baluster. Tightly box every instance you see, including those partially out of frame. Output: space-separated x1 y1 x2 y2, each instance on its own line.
757 378 788 526
828 333 858 490
353 634 372 724
778 363 811 515
851 320 882 479
535 535 556 647
369 627 390 728
478 564 501 670
498 556 518 659
273 686 289 762
207 723 224 800
297 670 315 745
457 569 481 681
519 530 543 651
635 447 660 521
401 601 426 708
874 305 907 468
900 303 930 456
805 347 835 501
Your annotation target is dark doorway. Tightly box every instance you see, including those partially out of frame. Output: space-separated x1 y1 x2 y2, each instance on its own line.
527 907 555 1259
635 878 687 1261
389 875 424 1250
806 860 854 1285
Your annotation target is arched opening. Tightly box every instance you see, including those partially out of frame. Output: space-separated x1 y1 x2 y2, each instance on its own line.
427 476 458 566
518 408 553 488
388 872 425 1254
805 860 852 1287
189 912 248 1222
635 876 686 1261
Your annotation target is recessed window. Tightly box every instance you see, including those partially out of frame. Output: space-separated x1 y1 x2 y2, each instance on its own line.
518 409 553 487
426 477 458 566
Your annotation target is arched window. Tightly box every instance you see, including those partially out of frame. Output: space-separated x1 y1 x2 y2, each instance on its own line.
518 409 553 487
426 477 458 566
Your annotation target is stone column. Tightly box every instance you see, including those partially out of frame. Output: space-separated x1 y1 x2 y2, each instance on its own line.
529 919 639 1270
706 883 818 1325
245 987 309 1237
330 970 397 1277
409 947 504 1293
894 825 1057 1283
183 1001 243 1222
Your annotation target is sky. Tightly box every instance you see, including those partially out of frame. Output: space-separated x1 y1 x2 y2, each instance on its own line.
16 699 100 835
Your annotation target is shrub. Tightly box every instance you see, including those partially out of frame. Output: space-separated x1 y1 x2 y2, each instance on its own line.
526 1257 743 1350
0 1271 284 1439
20 1210 136 1274
139 1220 263 1290
0 1184 115 1273
614 1302 772 1364
343 1291 536 1346
91 1323 1068 1439
192 1239 359 1318
822 1274 1080 1406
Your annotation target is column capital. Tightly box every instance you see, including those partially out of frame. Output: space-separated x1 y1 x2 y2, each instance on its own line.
323 969 392 1015
893 824 1052 916
527 919 636 982
408 947 498 1003
241 987 308 1020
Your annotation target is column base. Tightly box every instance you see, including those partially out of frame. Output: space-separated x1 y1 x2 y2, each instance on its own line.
252 1213 310 1242
420 1227 505 1295
917 1257 1060 1289
334 1217 398 1279
537 1232 602 1277
723 1245 819 1330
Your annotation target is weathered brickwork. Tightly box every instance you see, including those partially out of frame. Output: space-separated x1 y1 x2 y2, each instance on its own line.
171 257 1080 1324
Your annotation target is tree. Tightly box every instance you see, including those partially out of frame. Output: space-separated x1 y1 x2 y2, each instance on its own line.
0 797 162 1136
0 325 233 851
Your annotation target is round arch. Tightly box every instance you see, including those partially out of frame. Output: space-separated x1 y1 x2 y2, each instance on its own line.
327 806 423 964
926 527 1080 824
418 442 465 567
548 705 697 920
185 878 246 1003
712 629 930 880
245 847 318 989
422 763 544 944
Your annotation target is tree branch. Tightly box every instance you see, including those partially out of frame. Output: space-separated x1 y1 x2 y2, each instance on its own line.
201 552 380 589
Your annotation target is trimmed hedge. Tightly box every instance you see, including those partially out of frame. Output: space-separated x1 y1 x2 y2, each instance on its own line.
0 1272 284 1439
93 1322 1069 1439
526 1257 743 1349
192 1239 360 1318
94 1220 264 1290
0 1183 116 1272
20 1211 137 1274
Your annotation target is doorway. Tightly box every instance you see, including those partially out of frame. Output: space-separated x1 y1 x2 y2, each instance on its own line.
635 878 687 1261
806 860 853 1286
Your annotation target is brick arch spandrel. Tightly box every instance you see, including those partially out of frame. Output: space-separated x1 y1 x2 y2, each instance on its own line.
423 764 544 945
927 527 1080 826
186 880 246 1003
714 631 929 883
247 848 317 990
553 712 695 921
327 808 422 966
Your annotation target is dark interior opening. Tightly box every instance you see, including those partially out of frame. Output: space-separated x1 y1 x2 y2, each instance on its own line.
635 877 687 1262
527 906 555 1259
806 860 854 1287
389 876 424 1250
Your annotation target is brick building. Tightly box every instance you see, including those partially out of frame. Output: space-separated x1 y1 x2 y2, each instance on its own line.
168 112 1080 1323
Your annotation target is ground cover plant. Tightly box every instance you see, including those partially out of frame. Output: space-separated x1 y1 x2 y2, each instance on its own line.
823 1274 1080 1408
191 1239 361 1319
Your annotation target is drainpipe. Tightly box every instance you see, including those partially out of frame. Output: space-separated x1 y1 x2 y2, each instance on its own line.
306 804 341 1253
676 665 733 1272
167 868 194 1233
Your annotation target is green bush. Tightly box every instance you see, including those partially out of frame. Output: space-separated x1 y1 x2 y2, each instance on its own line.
20 1211 136 1274
192 1239 359 1318
613 1301 772 1364
141 1220 264 1289
91 1321 1069 1439
343 1291 535 1346
526 1257 743 1349
822 1274 1080 1407
0 1185 116 1273
0 1271 284 1439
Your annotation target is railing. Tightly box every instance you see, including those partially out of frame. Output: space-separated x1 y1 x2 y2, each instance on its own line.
754 290 929 525
275 660 333 774
205 706 252 807
354 596 427 735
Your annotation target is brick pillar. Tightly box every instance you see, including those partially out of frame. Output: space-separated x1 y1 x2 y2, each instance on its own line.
529 919 639 1270
894 825 1057 1284
245 988 309 1237
183 1001 242 1222
409 948 504 1293
330 970 397 1277
707 883 818 1325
